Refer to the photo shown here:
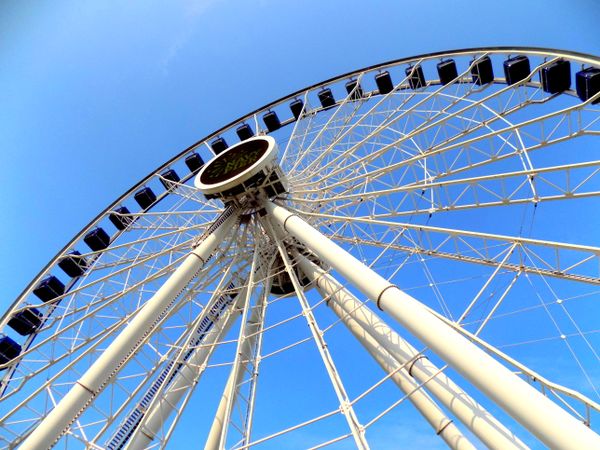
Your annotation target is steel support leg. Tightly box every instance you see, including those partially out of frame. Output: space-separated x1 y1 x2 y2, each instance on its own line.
203 284 267 450
265 201 600 450
126 286 248 450
21 212 238 450
297 254 523 450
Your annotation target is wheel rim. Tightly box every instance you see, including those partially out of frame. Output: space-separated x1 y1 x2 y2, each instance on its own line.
1 47 599 449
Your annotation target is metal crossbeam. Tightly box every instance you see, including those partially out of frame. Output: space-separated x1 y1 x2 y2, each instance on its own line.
297 210 600 285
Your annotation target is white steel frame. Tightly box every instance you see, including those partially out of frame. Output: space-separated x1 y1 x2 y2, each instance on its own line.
1 47 599 450
264 201 600 449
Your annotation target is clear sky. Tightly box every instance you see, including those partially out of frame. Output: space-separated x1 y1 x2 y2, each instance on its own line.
1 0 599 302
1 1 599 448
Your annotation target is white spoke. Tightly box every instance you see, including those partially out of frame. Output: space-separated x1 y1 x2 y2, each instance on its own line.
264 218 370 450
2 48 599 449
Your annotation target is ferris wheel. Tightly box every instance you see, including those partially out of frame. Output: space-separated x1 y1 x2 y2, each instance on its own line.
1 46 600 449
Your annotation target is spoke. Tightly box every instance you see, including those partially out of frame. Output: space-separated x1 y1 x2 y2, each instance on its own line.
263 218 370 450
0 225 244 412
290 56 489 181
99 245 247 449
289 160 600 216
124 281 249 450
458 244 517 323
289 67 424 177
295 209 600 285
290 57 559 187
429 308 600 424
2 48 600 449
295 99 597 203
279 90 310 166
474 270 522 336
18 211 239 450
239 275 270 448
266 200 600 449
287 72 369 175
205 233 262 449
6 253 243 448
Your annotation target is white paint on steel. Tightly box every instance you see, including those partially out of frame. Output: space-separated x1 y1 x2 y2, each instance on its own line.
203 282 266 450
264 218 370 450
297 254 525 450
206 247 260 449
20 212 238 450
126 286 248 450
265 201 600 450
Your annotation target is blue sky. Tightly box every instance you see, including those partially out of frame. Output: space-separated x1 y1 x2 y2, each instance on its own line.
1 0 599 302
1 1 600 448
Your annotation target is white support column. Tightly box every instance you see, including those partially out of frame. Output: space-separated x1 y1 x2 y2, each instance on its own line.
265 201 600 450
126 286 247 450
203 283 267 450
20 212 238 450
204 247 260 450
241 277 270 448
297 254 522 450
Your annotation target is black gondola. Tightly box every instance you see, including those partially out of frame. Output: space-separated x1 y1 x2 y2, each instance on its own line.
345 80 364 100
84 227 110 251
541 59 571 94
109 206 133 231
236 123 254 140
185 153 204 173
437 59 458 85
503 55 531 85
8 308 43 336
405 65 425 89
58 250 88 277
576 67 599 103
471 56 494 85
0 336 21 367
134 187 157 210
290 99 305 119
375 71 394 94
318 88 336 110
211 137 228 154
160 169 180 191
33 275 65 303
263 111 281 132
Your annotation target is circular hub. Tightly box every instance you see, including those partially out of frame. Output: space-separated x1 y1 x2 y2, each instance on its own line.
195 136 288 201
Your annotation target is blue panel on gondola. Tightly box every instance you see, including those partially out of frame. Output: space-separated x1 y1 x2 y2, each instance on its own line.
405 65 425 89
211 137 228 154
541 59 571 94
185 153 204 173
160 169 180 190
375 71 394 94
318 88 336 110
134 187 157 210
109 206 133 231
471 56 494 85
290 99 304 119
437 59 458 85
576 67 600 103
236 123 254 141
33 275 65 302
263 111 281 132
84 227 110 252
8 308 42 336
58 250 88 277
0 336 21 367
503 55 531 85
345 80 364 100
